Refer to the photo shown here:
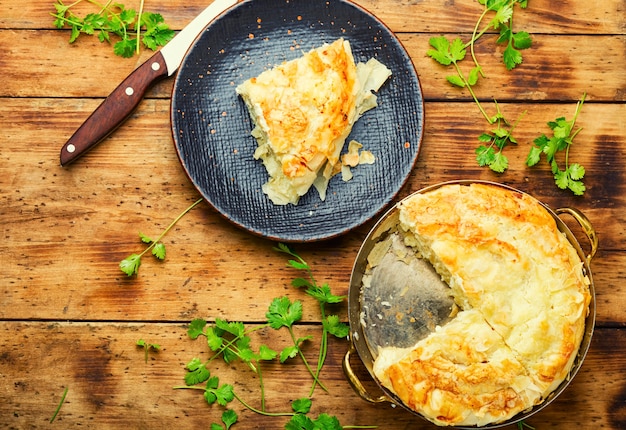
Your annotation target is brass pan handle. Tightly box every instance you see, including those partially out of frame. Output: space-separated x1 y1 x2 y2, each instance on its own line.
556 207 598 263
342 341 391 404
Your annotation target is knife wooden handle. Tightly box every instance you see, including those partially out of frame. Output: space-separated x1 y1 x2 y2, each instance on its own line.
60 51 169 166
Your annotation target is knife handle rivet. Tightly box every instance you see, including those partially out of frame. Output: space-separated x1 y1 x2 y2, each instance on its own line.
66 144 76 153
125 87 134 96
151 62 161 71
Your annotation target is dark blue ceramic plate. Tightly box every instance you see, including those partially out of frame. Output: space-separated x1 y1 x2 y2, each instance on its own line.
171 0 424 242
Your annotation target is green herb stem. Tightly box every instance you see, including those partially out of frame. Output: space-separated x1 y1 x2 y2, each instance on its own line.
233 391 295 417
310 304 328 397
287 327 328 392
139 198 203 259
49 386 69 423
136 0 145 54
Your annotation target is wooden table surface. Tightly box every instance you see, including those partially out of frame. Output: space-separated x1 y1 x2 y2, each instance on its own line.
1 0 625 428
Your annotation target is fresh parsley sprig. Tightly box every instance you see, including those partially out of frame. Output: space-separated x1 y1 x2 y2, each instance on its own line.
526 94 587 195
176 244 371 429
427 0 531 173
274 243 350 396
119 198 203 276
51 0 175 58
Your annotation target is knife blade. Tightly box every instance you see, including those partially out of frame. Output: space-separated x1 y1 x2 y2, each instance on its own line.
60 0 238 166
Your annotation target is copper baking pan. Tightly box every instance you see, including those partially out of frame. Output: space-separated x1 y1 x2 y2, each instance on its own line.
343 180 598 429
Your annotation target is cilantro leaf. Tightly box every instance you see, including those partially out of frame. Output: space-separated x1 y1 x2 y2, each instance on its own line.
526 145 543 167
266 297 303 329
490 151 509 173
139 232 152 244
114 38 137 58
476 145 496 167
280 345 299 363
513 31 532 49
569 163 586 180
286 414 315 430
291 398 313 414
526 94 587 195
185 358 210 385
119 253 141 276
503 43 523 70
324 315 350 338
313 414 343 430
221 409 238 429
204 378 234 407
306 284 346 305
427 36 466 66
258 344 278 361
188 319 207 339
151 242 166 260
216 318 246 338
206 326 225 351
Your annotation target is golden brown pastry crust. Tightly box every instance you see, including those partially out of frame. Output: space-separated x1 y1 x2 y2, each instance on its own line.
236 38 390 205
373 183 591 426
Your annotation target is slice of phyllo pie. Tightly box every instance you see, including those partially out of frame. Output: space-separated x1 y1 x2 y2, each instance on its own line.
236 38 391 205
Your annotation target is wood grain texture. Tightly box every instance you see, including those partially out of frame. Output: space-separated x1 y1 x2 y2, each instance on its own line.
1 0 625 428
0 322 625 429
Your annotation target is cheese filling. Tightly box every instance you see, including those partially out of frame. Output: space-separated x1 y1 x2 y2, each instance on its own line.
236 38 391 205
371 183 591 427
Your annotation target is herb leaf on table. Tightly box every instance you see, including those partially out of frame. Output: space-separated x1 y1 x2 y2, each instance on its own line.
526 94 587 195
427 0 531 173
51 0 174 58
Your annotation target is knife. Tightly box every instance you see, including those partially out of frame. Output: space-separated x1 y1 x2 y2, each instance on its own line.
60 0 238 166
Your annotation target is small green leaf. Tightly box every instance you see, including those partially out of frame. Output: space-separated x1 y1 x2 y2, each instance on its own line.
206 326 225 351
525 146 542 167
119 254 141 276
475 145 495 167
292 398 313 414
266 297 303 329
185 358 210 385
513 31 532 49
568 163 586 180
152 242 166 260
568 179 586 196
554 170 569 190
468 67 480 86
449 38 467 62
446 75 465 87
285 414 315 430
280 345 299 362
427 36 453 65
503 44 523 70
324 315 350 338
139 232 153 244
221 409 238 429
188 319 207 339
489 151 509 173
114 38 137 58
258 344 278 361
313 414 343 430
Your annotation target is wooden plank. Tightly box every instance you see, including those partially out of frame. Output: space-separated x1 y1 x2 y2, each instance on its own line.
1 98 624 324
1 0 624 34
2 30 624 101
0 321 624 429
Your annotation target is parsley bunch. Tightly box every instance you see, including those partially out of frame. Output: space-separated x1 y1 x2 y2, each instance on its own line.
427 0 531 173
274 243 350 396
51 0 174 58
176 245 365 429
526 94 587 195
